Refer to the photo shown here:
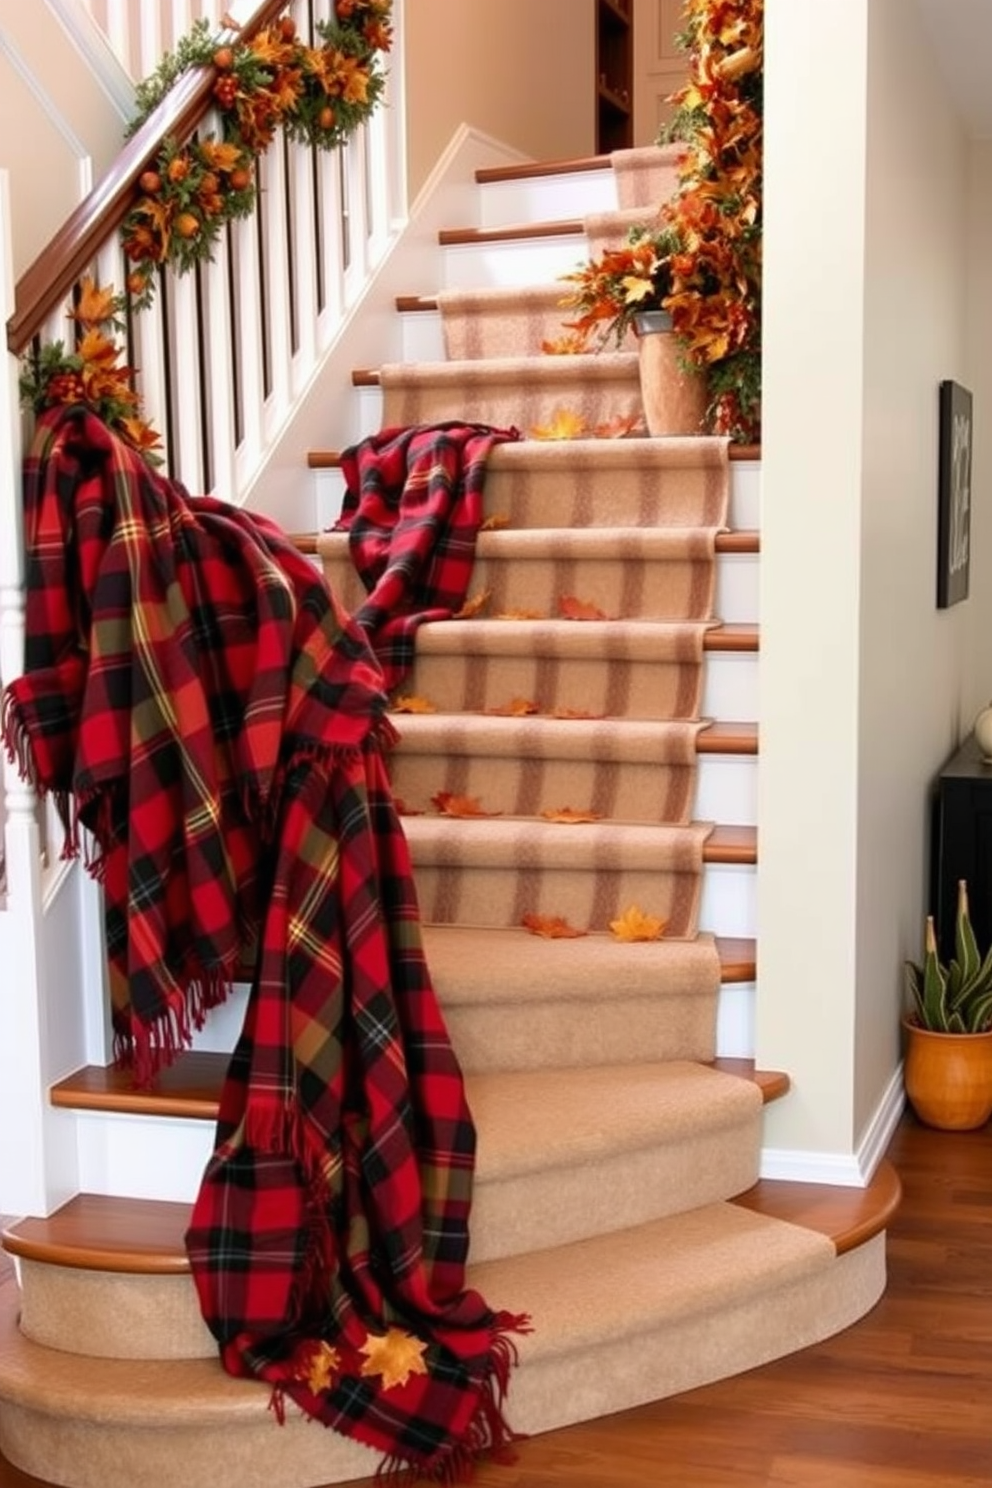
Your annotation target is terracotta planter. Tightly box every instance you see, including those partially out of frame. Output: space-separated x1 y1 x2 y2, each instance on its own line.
902 1019 992 1130
632 310 707 437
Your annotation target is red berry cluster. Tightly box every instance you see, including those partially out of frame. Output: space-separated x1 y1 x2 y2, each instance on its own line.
45 372 86 405
213 74 238 109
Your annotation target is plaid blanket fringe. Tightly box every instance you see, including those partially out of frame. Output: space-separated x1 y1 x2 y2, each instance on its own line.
2 407 530 1481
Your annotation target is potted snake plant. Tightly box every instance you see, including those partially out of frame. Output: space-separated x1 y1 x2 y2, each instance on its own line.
903 879 992 1129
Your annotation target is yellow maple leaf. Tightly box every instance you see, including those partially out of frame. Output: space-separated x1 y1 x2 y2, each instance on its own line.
359 1328 428 1391
199 139 245 173
541 332 588 356
480 513 510 532
530 407 588 441
453 589 492 620
522 912 588 940
609 905 667 942
495 608 546 621
540 806 603 824
391 694 436 714
295 1341 341 1394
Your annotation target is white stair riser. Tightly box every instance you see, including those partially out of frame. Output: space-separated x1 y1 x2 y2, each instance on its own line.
703 651 758 719
442 236 588 290
477 170 616 229
400 309 444 362
313 455 762 533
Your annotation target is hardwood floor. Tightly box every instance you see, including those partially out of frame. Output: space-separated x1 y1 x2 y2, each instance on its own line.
1 1111 990 1487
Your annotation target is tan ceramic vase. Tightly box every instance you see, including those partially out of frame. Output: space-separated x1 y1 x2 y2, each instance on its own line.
633 311 707 437
902 1020 992 1130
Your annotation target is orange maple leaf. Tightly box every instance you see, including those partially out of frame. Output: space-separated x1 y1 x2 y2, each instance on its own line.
392 798 424 817
72 278 119 326
453 589 492 620
431 791 501 818
521 912 588 939
480 513 510 532
530 407 588 441
540 806 604 824
485 698 539 717
391 694 436 714
609 905 667 942
541 332 588 356
495 608 547 621
559 595 609 621
594 414 645 439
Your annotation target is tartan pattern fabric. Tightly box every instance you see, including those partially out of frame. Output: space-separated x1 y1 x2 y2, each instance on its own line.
336 421 520 691
2 408 528 1480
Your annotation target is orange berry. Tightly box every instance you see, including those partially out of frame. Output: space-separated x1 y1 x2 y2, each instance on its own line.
139 170 162 194
318 106 335 131
175 213 200 238
126 272 147 295
229 167 252 191
167 156 190 183
278 16 296 41
213 46 234 70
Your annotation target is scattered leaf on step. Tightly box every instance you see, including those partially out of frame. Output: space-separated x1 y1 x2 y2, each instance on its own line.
541 332 587 356
495 607 547 621
594 413 645 439
393 798 425 817
551 706 607 720
485 697 540 717
295 1341 342 1395
522 912 588 939
391 694 437 714
480 513 510 532
453 589 492 620
431 791 501 818
530 407 588 441
559 594 609 621
609 905 667 943
540 805 603 824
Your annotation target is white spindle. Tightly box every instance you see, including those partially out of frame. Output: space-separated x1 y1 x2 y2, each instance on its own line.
342 131 371 296
315 146 346 333
231 211 266 483
289 141 319 386
203 234 238 499
168 266 206 494
258 142 293 440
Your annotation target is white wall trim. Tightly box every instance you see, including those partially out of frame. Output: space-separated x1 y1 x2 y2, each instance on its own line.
43 0 134 119
760 1065 906 1187
0 27 93 162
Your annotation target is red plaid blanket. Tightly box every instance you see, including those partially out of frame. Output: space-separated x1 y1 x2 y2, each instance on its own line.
2 408 528 1480
337 421 519 689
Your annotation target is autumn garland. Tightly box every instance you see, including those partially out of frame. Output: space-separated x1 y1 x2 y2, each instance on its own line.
20 4 392 457
122 4 393 306
556 0 762 443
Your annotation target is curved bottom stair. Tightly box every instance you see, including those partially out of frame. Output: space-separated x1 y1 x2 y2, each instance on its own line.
0 1162 900 1488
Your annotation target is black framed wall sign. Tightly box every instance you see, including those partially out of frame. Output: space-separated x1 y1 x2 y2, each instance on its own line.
937 379 972 609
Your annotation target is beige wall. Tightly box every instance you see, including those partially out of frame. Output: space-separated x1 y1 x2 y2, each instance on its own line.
855 0 974 1138
403 0 596 201
760 0 980 1164
0 2 129 277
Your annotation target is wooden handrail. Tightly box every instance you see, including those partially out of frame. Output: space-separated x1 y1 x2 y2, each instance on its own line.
6 0 288 355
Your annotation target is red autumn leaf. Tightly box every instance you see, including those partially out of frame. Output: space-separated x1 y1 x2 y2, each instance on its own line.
393 798 424 817
431 791 501 818
521 912 588 939
594 413 645 439
559 594 609 621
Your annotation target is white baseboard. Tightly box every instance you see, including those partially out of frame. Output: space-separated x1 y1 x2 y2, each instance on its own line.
759 1064 906 1187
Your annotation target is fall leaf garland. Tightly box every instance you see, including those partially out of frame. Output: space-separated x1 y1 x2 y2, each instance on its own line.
121 5 392 306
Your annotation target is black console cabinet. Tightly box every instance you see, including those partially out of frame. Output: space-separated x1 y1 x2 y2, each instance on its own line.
930 732 992 962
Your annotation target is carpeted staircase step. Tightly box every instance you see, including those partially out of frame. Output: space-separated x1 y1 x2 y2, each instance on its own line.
583 202 665 255
0 1166 899 1488
384 715 734 825
610 142 685 208
400 815 725 934
318 525 721 625
433 282 609 359
312 435 742 530
371 352 644 430
399 616 753 720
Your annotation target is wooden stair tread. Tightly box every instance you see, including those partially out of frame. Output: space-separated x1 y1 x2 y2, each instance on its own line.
308 444 761 466
3 1156 901 1275
293 529 758 555
438 220 585 247
475 155 611 184
705 824 756 863
731 1161 903 1257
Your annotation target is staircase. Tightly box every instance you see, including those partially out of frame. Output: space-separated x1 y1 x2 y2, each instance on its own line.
0 145 901 1488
